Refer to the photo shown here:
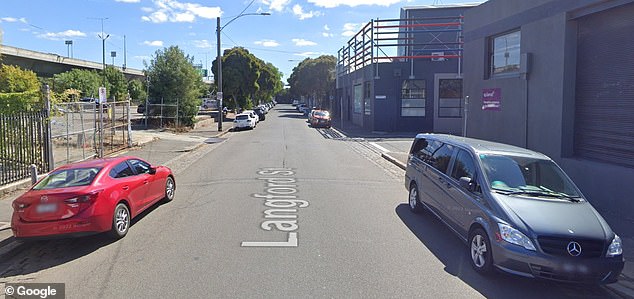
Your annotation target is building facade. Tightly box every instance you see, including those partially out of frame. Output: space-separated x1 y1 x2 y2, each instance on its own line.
463 0 634 215
336 5 475 133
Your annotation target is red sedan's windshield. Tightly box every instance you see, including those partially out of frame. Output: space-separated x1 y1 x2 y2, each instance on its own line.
33 167 102 190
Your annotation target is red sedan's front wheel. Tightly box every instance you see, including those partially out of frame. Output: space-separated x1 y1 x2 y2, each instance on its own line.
109 203 130 239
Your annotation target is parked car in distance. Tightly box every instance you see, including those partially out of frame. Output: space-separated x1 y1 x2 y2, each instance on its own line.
242 110 259 123
404 134 624 284
253 107 266 121
292 100 299 106
11 157 175 240
310 110 331 128
233 113 257 130
296 103 306 112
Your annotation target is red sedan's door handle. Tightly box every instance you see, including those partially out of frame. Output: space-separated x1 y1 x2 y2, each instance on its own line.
122 185 129 190
143 180 149 185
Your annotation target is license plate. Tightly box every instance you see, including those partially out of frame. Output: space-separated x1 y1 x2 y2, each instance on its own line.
36 203 58 213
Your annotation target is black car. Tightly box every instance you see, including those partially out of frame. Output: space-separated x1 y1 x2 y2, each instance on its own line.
253 107 266 121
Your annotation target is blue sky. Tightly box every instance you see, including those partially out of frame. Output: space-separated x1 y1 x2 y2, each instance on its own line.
0 0 472 82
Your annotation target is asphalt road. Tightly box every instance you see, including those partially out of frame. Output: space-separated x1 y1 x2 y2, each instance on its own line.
0 105 620 298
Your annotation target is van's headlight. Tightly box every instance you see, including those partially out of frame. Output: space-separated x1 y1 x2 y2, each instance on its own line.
606 234 623 257
497 223 536 251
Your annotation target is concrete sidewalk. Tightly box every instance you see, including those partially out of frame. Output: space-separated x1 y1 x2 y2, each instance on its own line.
0 118 233 256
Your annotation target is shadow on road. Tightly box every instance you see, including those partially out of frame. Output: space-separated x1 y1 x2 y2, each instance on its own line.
277 113 307 119
394 203 616 299
0 201 167 279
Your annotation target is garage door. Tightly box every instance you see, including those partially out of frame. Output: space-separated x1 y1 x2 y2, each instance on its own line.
574 3 634 168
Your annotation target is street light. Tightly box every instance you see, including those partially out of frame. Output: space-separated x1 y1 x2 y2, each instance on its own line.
216 12 270 131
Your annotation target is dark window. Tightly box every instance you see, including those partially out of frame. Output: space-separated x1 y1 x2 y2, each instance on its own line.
431 144 454 173
109 162 135 179
401 80 426 117
129 159 151 175
364 81 371 115
488 30 521 77
451 149 476 181
438 79 463 118
411 138 444 164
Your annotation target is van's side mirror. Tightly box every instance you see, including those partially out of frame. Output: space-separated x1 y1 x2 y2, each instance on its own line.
459 177 473 190
149 167 157 175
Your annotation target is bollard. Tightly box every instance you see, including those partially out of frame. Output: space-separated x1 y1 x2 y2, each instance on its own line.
30 164 38 185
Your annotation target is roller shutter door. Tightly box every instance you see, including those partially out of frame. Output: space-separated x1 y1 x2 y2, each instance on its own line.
574 3 634 167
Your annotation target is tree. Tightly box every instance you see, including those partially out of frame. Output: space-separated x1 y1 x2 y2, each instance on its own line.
255 61 283 104
127 79 147 104
211 47 260 110
104 66 128 101
0 64 41 113
145 45 205 126
52 69 101 98
287 55 336 109
211 47 284 109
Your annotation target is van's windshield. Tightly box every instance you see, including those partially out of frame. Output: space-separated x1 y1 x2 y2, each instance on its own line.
480 154 581 199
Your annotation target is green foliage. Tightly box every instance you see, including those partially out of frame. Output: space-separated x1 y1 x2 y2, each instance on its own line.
145 45 205 126
0 65 42 113
211 47 284 109
287 55 336 107
104 66 128 101
52 69 101 98
127 79 147 104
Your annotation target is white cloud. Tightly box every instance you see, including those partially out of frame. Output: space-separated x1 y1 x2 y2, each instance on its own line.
134 55 152 60
254 39 280 47
292 38 317 46
38 30 87 40
0 17 26 23
341 22 362 37
141 0 222 23
143 40 164 47
260 0 291 12
322 24 333 37
294 51 320 57
292 4 322 20
193 39 212 48
308 0 403 8
115 0 141 2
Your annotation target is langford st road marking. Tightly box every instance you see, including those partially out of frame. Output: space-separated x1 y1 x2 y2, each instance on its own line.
241 168 308 247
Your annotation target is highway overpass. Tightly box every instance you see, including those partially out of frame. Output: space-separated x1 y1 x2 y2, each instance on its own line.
0 45 145 80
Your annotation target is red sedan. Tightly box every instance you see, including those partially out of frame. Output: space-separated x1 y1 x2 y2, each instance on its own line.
11 156 175 239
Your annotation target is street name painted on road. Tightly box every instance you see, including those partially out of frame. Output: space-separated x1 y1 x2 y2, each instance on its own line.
241 168 308 247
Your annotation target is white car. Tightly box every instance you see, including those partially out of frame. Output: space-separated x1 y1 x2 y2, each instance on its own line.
233 113 257 130
242 110 259 123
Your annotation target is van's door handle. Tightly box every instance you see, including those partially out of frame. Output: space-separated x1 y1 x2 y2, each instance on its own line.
143 180 149 185
122 185 129 190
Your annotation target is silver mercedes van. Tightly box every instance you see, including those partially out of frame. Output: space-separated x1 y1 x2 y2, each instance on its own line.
404 134 624 284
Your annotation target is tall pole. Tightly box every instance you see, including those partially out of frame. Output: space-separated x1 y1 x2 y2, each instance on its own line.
217 17 223 131
123 35 127 70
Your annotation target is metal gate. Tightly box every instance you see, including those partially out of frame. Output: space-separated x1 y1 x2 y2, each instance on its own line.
52 100 132 166
0 110 51 185
574 3 634 167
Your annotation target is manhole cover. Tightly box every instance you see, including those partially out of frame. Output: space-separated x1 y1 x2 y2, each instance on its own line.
204 137 226 144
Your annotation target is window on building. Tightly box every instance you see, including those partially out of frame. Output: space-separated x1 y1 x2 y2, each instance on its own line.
488 30 521 77
364 81 371 115
401 79 426 117
438 79 463 118
353 84 363 114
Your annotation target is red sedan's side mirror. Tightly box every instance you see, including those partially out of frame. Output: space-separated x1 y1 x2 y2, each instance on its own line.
149 167 157 175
